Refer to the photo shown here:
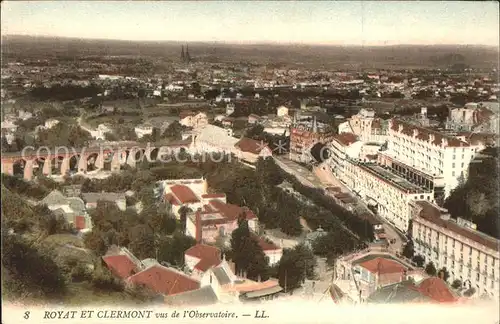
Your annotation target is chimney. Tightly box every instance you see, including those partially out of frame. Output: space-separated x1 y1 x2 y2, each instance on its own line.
441 138 448 147
398 124 404 132
413 128 419 138
440 212 451 221
195 211 202 243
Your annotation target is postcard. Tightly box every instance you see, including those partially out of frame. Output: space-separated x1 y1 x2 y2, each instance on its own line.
1 1 499 323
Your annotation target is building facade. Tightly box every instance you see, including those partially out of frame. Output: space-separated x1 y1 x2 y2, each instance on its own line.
381 119 484 199
411 200 500 299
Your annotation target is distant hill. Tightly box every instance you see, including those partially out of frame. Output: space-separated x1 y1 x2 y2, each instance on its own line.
1 35 498 70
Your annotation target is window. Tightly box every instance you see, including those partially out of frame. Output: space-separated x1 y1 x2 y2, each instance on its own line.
452 171 455 177
477 273 480 281
453 155 456 160
452 163 455 168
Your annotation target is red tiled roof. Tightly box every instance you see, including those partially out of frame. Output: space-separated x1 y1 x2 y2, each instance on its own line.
201 193 226 199
416 277 457 303
165 193 180 205
208 199 257 221
128 265 200 296
256 236 281 251
390 119 469 147
359 257 407 275
185 244 222 272
170 185 199 204
414 201 499 252
333 132 358 147
235 137 270 155
102 255 139 279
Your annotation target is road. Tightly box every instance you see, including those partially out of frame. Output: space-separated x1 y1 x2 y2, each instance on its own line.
313 161 407 254
274 156 406 254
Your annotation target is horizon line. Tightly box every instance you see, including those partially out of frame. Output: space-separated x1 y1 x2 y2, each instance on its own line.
2 34 499 49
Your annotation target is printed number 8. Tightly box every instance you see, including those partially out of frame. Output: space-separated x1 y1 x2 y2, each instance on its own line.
24 311 30 319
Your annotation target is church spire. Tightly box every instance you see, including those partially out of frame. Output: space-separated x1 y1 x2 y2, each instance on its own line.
185 44 191 63
181 45 185 62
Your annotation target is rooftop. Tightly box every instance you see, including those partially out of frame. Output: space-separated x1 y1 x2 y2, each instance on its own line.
390 119 470 147
359 163 427 193
185 244 222 272
414 200 500 252
127 264 200 296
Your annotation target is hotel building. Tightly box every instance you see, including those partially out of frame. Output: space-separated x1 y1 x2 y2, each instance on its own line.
378 119 484 201
411 200 500 299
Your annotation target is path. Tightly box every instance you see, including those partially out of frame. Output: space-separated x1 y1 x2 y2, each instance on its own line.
313 161 407 254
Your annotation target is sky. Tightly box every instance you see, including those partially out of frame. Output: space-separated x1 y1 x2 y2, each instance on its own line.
2 1 499 46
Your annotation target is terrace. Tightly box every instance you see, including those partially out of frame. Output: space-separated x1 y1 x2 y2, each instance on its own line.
359 163 429 194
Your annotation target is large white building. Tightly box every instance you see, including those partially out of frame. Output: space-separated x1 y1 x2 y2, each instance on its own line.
379 119 485 200
327 132 363 180
343 160 433 232
411 200 500 299
189 124 239 154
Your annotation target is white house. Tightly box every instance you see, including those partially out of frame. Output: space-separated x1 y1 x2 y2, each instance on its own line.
276 106 289 117
383 119 484 198
180 112 209 129
134 123 154 139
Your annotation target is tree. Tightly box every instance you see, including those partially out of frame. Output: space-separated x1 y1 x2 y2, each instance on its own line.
425 262 437 276
2 232 67 300
402 240 415 259
451 279 462 290
278 243 316 292
128 224 156 260
161 121 185 140
157 232 196 267
437 267 450 282
312 231 356 264
178 206 192 228
229 218 270 281
412 255 425 267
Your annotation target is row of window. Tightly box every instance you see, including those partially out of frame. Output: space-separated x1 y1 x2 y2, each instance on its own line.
415 228 498 269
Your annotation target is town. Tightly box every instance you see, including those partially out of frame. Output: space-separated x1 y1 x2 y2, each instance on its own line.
1 2 499 310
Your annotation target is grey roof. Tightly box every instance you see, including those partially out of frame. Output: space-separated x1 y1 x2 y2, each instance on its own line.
164 285 218 306
212 267 231 285
41 190 68 206
82 192 125 204
367 280 431 304
242 285 283 299
41 190 86 215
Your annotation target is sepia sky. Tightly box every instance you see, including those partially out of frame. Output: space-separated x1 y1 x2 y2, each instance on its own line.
2 1 499 46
